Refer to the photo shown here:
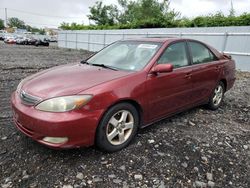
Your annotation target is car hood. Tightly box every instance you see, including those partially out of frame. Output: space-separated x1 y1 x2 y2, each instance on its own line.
22 63 132 99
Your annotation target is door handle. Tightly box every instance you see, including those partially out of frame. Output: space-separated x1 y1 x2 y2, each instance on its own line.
215 65 221 71
185 73 192 79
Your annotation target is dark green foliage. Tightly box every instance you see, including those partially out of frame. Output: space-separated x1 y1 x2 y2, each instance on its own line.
0 19 4 29
7 17 45 34
8 17 26 29
117 0 179 25
39 29 46 35
88 1 119 26
59 0 250 30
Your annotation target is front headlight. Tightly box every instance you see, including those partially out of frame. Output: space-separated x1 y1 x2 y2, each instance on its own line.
35 95 93 112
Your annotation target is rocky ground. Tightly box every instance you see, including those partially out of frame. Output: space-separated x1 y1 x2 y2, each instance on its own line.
0 42 249 188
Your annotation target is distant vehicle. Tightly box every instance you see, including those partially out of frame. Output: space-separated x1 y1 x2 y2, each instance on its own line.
11 38 236 152
0 34 4 40
24 32 32 35
35 39 49 47
16 37 28 45
43 38 50 42
49 36 57 42
3 34 12 40
27 37 38 45
0 30 7 40
4 37 16 44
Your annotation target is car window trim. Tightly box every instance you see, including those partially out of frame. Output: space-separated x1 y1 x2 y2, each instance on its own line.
155 40 192 70
186 40 219 65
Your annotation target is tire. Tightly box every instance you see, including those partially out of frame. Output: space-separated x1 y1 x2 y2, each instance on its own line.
207 81 225 110
95 103 139 152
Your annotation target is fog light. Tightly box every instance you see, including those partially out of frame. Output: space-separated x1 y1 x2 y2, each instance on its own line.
42 137 68 144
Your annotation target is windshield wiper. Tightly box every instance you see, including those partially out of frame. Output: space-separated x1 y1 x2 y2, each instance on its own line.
80 60 90 64
90 63 118 71
80 60 118 71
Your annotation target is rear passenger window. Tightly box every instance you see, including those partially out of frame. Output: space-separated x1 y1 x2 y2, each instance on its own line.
189 42 217 64
158 42 189 68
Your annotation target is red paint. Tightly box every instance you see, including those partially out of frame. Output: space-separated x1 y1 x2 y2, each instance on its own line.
11 38 236 149
150 64 173 74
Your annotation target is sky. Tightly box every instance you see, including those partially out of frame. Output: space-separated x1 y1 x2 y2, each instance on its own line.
0 0 250 28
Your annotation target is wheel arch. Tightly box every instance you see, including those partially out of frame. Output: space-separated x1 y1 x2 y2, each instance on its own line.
94 98 143 149
106 99 143 126
95 98 144 135
220 78 227 91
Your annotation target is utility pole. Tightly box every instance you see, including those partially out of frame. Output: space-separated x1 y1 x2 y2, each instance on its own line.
5 8 8 27
229 0 235 17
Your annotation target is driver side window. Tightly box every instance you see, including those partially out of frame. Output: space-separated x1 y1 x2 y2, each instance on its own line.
158 42 189 68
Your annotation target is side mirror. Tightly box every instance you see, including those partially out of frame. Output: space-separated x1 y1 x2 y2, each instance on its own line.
222 53 232 60
150 64 173 74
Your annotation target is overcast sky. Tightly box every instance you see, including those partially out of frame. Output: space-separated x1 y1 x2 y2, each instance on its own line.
0 0 250 28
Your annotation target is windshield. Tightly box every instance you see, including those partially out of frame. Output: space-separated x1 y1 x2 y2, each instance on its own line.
87 41 162 71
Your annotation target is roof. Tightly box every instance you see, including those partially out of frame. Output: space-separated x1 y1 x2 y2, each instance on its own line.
123 37 183 43
122 37 221 57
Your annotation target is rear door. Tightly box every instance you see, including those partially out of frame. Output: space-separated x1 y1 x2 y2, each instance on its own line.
187 41 222 103
145 41 194 122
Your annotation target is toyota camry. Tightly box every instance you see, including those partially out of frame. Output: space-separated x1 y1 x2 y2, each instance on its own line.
11 38 236 152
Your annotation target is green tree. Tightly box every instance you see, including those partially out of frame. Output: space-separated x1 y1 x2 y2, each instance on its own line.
0 19 4 29
176 17 193 27
118 0 179 26
61 0 250 30
88 1 119 25
60 22 71 30
26 25 32 32
87 0 179 27
8 17 26 29
39 29 45 35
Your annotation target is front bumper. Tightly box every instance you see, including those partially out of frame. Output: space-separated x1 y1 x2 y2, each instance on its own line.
11 92 103 149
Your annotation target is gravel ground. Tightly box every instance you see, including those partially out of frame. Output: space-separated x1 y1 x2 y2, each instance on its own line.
0 42 250 188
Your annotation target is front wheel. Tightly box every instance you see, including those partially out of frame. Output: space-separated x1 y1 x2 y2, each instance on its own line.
207 81 225 110
95 103 139 152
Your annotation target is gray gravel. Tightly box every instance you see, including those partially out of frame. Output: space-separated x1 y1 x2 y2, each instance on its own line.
0 42 250 187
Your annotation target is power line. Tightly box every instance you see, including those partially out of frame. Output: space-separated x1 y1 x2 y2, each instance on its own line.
7 8 85 19
1 7 84 28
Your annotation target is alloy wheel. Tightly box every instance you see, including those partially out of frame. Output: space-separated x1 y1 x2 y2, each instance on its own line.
213 85 223 106
106 110 134 145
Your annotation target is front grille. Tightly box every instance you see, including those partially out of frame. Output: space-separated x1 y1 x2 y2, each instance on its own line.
19 90 41 106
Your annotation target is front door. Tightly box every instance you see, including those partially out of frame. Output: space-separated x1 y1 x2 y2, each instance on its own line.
145 41 193 122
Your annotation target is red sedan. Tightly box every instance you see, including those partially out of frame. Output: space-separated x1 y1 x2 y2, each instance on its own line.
11 38 236 152
4 37 16 44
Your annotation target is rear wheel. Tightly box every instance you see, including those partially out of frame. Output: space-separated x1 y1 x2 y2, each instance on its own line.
207 81 225 110
96 103 139 152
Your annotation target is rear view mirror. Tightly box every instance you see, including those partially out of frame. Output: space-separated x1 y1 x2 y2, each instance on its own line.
151 64 173 74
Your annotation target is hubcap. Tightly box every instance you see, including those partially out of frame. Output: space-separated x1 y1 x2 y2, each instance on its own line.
106 110 134 145
213 85 223 106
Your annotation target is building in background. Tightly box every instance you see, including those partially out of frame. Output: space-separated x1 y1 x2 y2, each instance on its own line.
44 28 59 36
